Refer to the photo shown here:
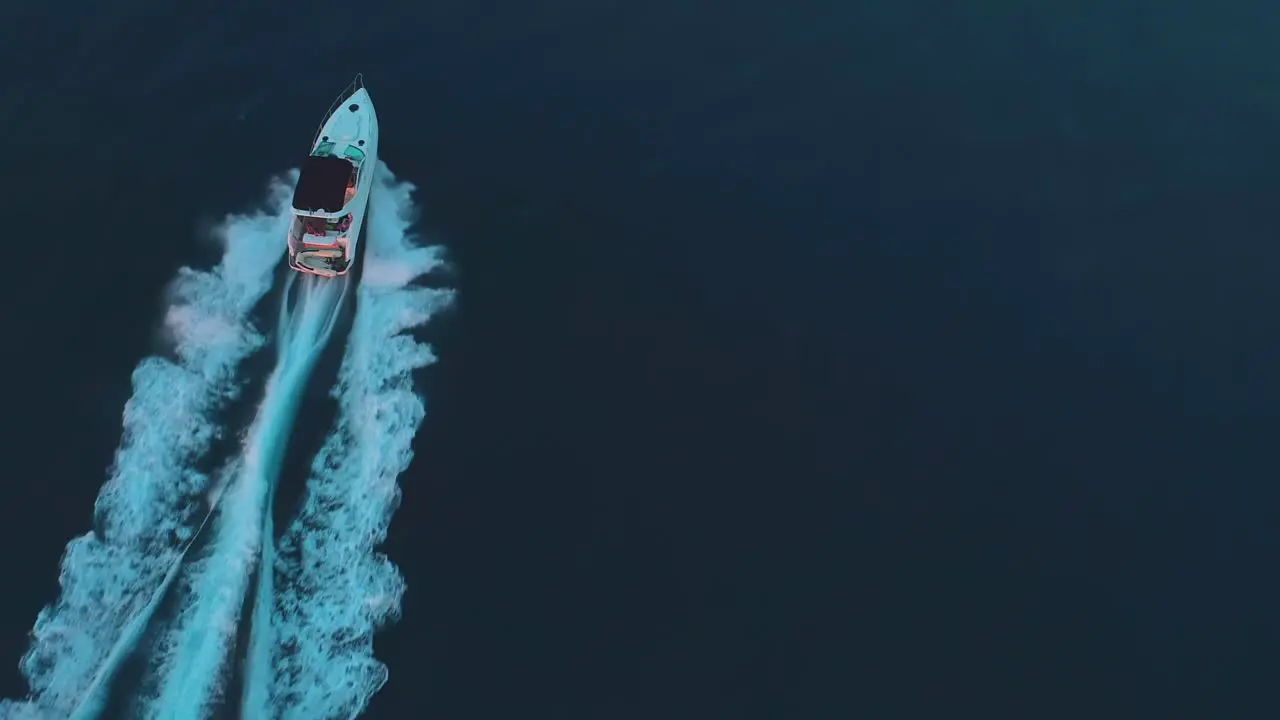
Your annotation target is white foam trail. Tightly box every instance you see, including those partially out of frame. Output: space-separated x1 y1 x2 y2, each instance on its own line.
240 270 350 714
250 163 453 719
139 274 348 720
0 175 295 720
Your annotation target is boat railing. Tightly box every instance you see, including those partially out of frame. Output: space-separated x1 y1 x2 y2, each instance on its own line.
311 73 365 147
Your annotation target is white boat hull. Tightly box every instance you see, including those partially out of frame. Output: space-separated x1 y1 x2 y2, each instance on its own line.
287 76 379 277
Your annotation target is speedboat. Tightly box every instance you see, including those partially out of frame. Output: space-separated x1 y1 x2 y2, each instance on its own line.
287 74 379 277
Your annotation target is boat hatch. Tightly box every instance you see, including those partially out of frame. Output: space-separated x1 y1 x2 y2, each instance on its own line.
342 146 366 163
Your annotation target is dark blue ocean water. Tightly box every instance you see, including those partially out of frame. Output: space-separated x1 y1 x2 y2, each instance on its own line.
0 1 1278 717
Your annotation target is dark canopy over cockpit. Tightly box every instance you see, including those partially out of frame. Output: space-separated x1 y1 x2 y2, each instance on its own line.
292 155 354 213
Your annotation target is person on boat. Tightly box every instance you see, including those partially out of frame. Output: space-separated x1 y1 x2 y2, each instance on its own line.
304 217 327 236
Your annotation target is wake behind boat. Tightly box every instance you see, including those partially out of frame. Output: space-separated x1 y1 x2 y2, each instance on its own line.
287 74 380 277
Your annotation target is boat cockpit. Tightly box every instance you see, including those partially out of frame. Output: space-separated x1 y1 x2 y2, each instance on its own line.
300 214 352 236
288 214 351 275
